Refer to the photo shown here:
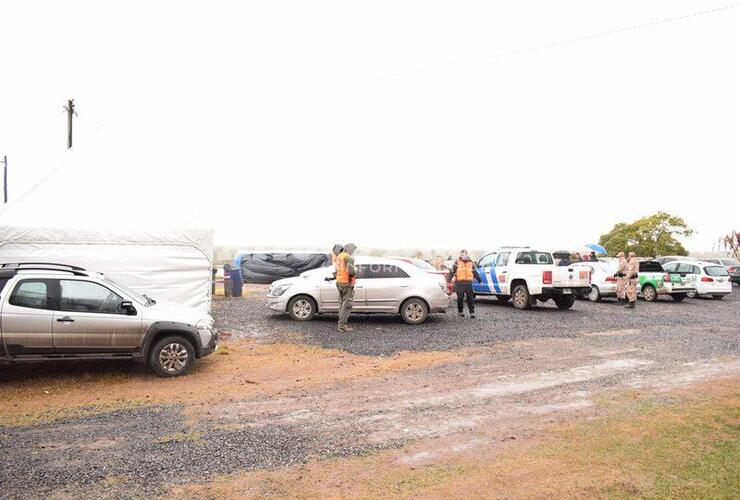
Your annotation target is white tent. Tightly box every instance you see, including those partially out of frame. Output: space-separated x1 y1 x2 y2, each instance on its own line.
0 148 214 312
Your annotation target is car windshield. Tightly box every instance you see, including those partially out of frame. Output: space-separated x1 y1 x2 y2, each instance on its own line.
514 252 553 265
705 266 729 277
103 277 149 305
409 259 435 271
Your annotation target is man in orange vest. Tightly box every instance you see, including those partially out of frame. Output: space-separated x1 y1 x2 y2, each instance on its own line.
334 242 357 332
447 249 482 318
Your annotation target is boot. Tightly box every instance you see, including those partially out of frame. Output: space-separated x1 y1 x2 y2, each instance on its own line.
625 301 635 309
458 312 465 317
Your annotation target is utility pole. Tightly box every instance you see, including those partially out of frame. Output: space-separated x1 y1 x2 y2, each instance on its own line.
64 99 77 149
2 156 7 204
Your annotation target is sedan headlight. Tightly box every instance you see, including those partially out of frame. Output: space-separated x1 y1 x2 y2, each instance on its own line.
269 284 293 297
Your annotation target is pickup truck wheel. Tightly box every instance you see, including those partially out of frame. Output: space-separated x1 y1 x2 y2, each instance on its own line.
288 295 317 321
588 285 601 302
554 295 575 309
150 335 195 377
686 290 698 299
496 295 510 302
512 285 530 310
671 293 686 302
642 284 657 302
400 298 428 325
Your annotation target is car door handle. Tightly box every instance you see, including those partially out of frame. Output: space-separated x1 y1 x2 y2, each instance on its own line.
400 285 409 288
56 316 75 323
355 286 364 289
501 271 507 274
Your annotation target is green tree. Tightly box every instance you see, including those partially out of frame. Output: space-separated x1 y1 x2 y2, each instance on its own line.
599 212 694 257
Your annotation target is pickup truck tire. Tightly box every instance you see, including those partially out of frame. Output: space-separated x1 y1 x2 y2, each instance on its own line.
496 295 510 302
288 295 317 321
400 298 428 325
671 293 686 302
150 335 195 377
642 284 657 302
686 290 698 299
512 285 531 310
554 295 575 309
588 285 601 302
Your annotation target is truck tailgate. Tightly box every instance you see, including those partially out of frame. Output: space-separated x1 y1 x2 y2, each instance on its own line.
552 267 590 288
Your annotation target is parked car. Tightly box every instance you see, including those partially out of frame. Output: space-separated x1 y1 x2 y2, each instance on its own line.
266 257 449 324
573 260 695 302
570 261 617 302
472 247 591 310
653 255 696 266
662 260 733 299
704 258 740 285
0 263 217 377
390 257 452 294
636 260 695 302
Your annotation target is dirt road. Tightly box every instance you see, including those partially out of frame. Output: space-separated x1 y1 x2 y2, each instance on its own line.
1 290 738 498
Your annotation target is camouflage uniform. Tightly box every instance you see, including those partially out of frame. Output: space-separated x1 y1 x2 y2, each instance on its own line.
625 252 639 307
615 252 627 301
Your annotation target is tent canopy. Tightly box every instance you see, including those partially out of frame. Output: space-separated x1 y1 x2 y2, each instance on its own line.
0 148 214 312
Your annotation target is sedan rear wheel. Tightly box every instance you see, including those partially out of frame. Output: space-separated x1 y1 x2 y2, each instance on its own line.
401 298 428 325
588 285 601 302
642 284 657 302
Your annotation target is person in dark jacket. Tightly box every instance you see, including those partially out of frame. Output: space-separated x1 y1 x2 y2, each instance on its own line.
447 249 482 318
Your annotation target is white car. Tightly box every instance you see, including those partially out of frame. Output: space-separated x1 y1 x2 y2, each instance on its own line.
571 261 617 302
266 256 449 324
662 260 732 299
472 247 592 310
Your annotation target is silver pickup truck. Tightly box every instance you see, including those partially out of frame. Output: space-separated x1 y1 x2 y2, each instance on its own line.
0 263 217 376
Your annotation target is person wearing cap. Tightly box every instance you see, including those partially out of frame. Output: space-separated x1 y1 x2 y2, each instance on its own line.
447 249 482 318
330 243 344 266
614 251 627 304
624 251 639 308
334 243 357 331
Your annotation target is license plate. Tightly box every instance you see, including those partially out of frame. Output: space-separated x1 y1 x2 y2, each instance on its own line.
562 288 571 294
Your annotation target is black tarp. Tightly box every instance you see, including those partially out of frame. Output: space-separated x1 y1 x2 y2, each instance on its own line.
238 252 330 284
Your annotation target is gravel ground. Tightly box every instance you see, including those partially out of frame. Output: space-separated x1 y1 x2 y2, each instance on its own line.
214 285 740 356
0 405 391 499
2 286 737 499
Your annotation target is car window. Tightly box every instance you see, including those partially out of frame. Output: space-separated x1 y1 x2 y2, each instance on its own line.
358 264 410 279
514 252 552 265
10 280 49 309
59 280 124 314
639 261 663 273
496 252 511 266
478 254 497 267
677 263 697 274
720 259 739 266
0 278 9 296
663 262 678 272
704 266 728 277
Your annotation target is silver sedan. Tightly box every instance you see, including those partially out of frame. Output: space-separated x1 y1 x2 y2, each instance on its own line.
266 256 450 324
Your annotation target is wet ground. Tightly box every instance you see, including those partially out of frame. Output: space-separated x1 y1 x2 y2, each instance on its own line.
1 288 738 498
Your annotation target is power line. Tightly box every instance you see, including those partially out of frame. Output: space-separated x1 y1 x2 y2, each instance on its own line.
385 3 740 77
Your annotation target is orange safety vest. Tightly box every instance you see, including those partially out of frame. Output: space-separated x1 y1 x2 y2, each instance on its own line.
455 259 474 282
335 252 356 286
331 253 337 265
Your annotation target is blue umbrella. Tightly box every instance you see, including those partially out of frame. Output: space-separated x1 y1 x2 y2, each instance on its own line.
585 243 607 255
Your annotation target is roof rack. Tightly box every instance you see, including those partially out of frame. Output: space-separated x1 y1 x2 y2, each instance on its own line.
1 262 87 271
0 263 90 277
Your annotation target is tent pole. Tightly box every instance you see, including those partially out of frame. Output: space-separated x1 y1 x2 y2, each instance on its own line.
2 155 7 204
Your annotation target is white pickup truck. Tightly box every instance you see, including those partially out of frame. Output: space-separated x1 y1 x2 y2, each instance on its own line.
471 247 591 310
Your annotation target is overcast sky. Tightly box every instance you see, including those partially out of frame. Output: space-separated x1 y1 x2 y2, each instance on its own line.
0 1 737 252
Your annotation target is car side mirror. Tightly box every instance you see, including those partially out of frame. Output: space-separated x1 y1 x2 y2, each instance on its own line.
120 300 137 315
